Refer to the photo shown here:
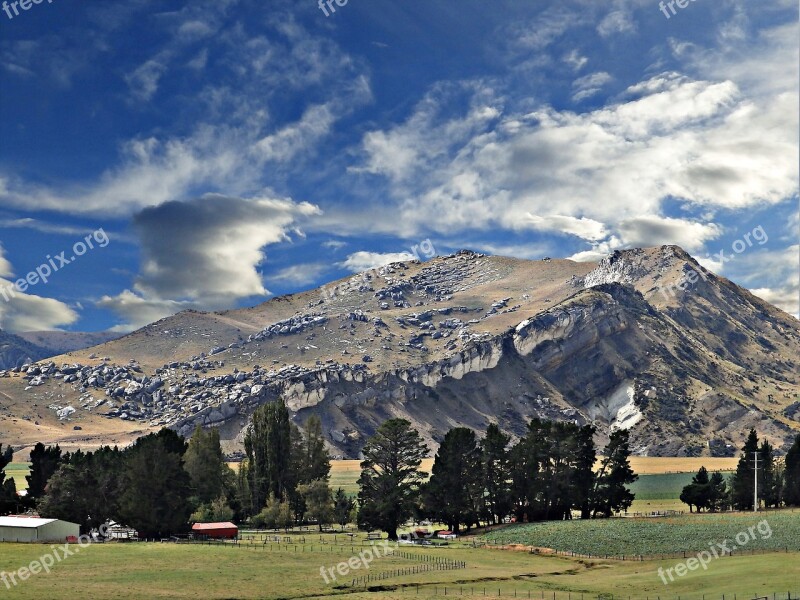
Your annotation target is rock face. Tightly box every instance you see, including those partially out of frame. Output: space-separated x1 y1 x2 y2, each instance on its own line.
7 246 800 458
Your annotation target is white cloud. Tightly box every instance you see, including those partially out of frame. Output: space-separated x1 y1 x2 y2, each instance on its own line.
125 57 168 102
0 20 371 217
0 246 78 332
341 251 416 273
715 244 800 318
521 214 608 241
356 69 796 243
131 194 320 304
96 290 195 333
563 49 588 72
96 194 321 330
572 71 613 102
597 9 635 37
269 263 328 287
617 216 722 252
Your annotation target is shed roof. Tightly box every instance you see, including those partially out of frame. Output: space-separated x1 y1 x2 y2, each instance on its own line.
192 522 238 531
0 517 58 529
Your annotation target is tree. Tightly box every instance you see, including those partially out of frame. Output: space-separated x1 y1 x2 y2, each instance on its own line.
38 446 123 532
759 440 782 508
255 494 294 530
680 467 710 513
730 429 759 510
118 429 192 538
708 472 729 512
481 424 512 525
0 444 17 515
191 495 235 523
592 430 637 518
184 426 231 505
245 401 293 509
357 419 428 540
333 488 354 530
235 462 252 519
510 420 599 522
573 424 597 520
25 443 62 503
298 479 333 531
785 435 800 506
300 415 331 483
424 428 483 533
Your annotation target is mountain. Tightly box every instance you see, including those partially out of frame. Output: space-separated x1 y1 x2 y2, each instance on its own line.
0 330 51 370
16 331 122 356
1 246 798 459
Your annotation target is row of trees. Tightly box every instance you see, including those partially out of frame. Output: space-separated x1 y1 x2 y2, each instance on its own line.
681 431 800 512
6 401 340 536
357 418 638 539
8 403 640 539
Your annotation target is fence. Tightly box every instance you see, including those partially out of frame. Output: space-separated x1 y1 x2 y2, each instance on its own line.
351 553 466 587
390 590 799 599
479 543 799 562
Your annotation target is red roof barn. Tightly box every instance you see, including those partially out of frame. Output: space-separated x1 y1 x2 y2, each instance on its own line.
192 522 238 539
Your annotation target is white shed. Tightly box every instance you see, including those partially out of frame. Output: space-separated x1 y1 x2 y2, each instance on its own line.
0 517 80 543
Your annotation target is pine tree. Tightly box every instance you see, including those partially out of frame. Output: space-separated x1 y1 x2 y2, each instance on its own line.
730 429 759 510
118 430 192 538
357 419 428 540
708 472 729 512
0 444 17 515
680 467 711 512
424 427 483 532
481 423 512 525
25 443 62 502
333 488 354 530
785 434 800 506
758 440 781 508
592 429 637 518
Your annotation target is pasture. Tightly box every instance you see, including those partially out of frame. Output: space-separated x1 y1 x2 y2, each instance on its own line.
0 536 797 599
5 463 29 491
482 510 800 556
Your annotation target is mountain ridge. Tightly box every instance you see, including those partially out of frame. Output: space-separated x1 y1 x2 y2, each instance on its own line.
1 245 797 460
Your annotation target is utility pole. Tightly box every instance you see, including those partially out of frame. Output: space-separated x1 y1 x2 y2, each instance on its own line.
752 451 760 513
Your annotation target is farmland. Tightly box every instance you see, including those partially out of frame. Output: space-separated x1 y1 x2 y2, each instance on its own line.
5 463 29 491
0 535 797 599
481 511 800 556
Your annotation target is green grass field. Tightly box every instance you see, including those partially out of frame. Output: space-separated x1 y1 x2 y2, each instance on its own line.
482 511 800 556
0 538 796 599
5 463 29 491
2 460 795 597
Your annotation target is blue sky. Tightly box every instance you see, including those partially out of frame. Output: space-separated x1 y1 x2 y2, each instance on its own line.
0 0 797 333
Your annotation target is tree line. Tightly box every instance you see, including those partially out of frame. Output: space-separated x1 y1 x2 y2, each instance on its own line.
357 418 638 540
1 404 348 537
680 431 800 512
4 401 639 538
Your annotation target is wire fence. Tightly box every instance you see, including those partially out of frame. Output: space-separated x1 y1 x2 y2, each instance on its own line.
392 589 800 599
350 555 467 587
479 543 799 562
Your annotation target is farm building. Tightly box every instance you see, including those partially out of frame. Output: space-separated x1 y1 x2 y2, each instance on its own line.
191 522 238 540
0 516 80 543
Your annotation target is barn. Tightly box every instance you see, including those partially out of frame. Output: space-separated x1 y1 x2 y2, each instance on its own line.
0 516 80 543
191 522 238 540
